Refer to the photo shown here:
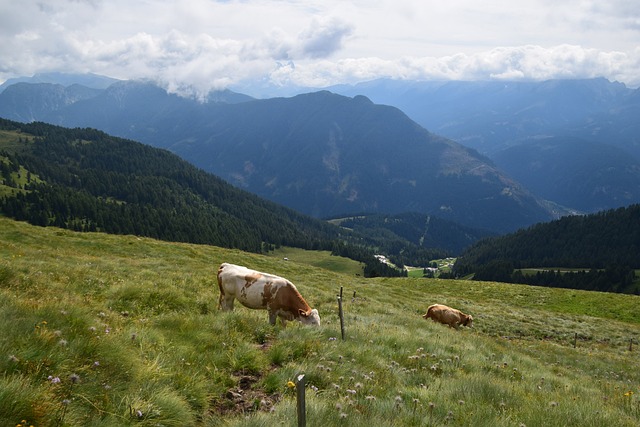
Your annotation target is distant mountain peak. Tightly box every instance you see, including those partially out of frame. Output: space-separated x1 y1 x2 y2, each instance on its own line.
0 72 120 93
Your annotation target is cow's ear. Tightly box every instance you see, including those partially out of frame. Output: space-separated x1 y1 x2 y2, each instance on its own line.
299 309 308 317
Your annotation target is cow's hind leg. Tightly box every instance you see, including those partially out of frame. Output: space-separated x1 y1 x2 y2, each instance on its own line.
218 291 224 310
217 274 232 310
219 294 235 311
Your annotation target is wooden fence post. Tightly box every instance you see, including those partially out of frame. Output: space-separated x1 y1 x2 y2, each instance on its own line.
338 286 345 341
573 332 578 348
296 374 306 427
630 338 634 352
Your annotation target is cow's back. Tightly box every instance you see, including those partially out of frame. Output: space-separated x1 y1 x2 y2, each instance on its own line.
218 263 285 310
425 304 462 327
218 262 245 296
426 304 449 319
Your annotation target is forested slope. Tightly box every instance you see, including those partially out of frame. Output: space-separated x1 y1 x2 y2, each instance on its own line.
0 118 342 252
453 205 640 293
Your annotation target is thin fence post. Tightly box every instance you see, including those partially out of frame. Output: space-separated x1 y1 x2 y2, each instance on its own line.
296 374 306 427
338 286 345 341
573 332 578 348
630 338 634 352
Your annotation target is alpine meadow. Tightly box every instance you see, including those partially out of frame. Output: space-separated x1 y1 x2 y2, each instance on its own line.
1 217 640 426
3 0 640 424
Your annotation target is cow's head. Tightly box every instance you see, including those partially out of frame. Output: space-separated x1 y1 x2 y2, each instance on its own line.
298 308 321 326
462 314 473 327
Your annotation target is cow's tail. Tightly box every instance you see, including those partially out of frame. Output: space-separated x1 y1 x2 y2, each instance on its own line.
217 263 227 309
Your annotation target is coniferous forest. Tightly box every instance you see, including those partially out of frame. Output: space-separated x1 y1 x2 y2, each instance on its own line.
0 119 339 249
453 205 640 294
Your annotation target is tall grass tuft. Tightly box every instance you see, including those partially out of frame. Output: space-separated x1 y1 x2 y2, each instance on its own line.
0 374 55 425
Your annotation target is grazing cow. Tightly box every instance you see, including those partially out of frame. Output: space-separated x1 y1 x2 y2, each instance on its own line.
422 304 473 329
217 263 320 326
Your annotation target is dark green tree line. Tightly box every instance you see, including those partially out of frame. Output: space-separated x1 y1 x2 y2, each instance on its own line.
454 205 640 293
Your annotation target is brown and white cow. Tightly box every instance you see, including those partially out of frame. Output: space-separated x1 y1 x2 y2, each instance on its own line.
217 263 320 326
422 304 473 329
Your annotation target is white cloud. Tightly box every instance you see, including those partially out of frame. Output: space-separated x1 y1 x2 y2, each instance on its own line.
265 45 640 89
0 0 639 94
293 17 354 59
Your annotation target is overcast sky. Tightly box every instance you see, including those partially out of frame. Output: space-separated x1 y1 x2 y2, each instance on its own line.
1 0 639 97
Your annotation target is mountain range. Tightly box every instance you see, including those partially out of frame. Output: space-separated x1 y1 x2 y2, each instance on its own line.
329 78 640 157
0 72 119 92
3 75 640 230
330 78 640 213
0 78 566 233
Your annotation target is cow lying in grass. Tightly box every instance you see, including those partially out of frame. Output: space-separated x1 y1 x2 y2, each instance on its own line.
423 304 473 329
217 263 320 326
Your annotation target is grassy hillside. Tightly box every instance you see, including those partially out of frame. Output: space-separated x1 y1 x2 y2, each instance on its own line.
1 216 639 426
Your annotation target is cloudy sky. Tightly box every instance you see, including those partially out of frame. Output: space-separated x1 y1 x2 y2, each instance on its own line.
1 0 639 96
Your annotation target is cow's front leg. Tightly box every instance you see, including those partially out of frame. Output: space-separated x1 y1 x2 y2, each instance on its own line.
268 310 278 325
278 316 288 328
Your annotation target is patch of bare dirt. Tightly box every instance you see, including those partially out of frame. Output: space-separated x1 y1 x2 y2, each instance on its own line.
210 372 281 417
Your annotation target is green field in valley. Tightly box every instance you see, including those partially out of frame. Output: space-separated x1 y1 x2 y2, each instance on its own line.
266 247 364 277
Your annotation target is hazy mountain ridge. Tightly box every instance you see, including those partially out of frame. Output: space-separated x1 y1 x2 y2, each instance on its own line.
165 90 556 231
329 77 639 156
0 83 103 122
492 136 640 212
0 72 120 92
329 77 640 213
0 79 559 233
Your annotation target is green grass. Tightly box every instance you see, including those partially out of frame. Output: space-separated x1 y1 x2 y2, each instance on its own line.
1 216 640 426
406 268 424 278
266 247 364 276
0 129 33 150
407 258 457 278
1 129 41 197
